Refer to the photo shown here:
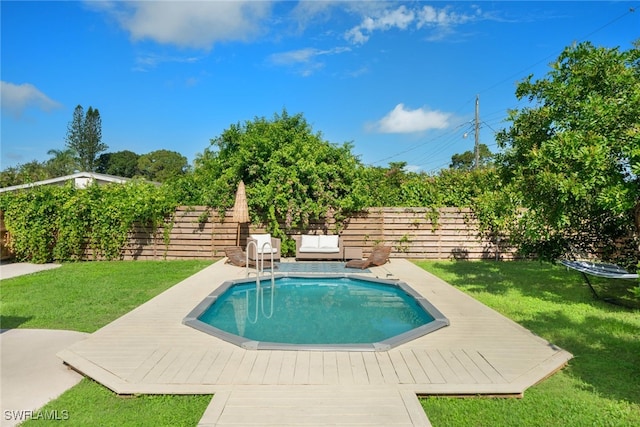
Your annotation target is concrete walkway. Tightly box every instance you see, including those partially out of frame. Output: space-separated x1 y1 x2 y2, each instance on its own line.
0 329 88 427
0 261 61 280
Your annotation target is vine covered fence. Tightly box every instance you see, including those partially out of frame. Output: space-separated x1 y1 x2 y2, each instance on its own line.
114 206 513 261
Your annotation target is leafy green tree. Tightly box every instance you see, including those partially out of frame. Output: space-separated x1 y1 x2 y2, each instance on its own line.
450 144 494 170
65 105 107 172
0 167 21 187
0 162 49 187
45 148 79 177
137 149 188 182
12 160 50 185
192 110 367 252
96 150 140 177
497 40 640 264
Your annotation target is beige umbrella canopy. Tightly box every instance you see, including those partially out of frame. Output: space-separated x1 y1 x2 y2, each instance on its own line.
232 180 250 245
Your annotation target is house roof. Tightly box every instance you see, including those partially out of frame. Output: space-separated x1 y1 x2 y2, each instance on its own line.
0 172 132 193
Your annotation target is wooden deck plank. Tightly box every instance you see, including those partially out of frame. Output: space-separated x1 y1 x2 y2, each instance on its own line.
126 348 166 383
388 350 415 384
309 351 324 384
453 349 492 384
440 350 476 384
141 348 181 383
322 352 339 384
363 351 385 384
157 350 193 383
293 351 311 384
465 349 507 384
172 349 206 383
399 349 430 383
416 349 447 384
232 351 258 384
278 351 297 384
262 351 284 384
214 348 244 384
186 349 218 383
336 352 354 385
247 351 270 384
349 352 369 384
376 351 400 384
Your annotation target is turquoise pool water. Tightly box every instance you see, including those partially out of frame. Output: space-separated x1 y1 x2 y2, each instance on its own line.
190 276 445 348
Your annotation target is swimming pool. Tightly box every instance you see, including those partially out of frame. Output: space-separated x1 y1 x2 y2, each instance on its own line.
183 274 449 351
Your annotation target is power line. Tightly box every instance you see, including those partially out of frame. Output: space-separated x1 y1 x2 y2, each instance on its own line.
366 6 636 172
369 121 471 166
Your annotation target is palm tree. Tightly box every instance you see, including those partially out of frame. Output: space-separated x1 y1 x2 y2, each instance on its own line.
46 148 79 177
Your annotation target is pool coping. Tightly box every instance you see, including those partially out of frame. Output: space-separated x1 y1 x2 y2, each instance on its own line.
182 273 450 352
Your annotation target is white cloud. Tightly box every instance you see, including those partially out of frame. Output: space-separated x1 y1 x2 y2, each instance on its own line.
269 47 350 65
0 81 62 119
93 1 272 49
417 5 475 28
346 5 415 45
345 4 482 45
268 46 351 76
133 52 201 72
374 104 451 134
289 1 338 32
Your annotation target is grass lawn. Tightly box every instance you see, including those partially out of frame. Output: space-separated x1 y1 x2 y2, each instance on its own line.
415 260 640 427
20 380 210 427
1 260 213 332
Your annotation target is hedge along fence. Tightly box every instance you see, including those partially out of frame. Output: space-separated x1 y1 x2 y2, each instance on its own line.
112 206 514 261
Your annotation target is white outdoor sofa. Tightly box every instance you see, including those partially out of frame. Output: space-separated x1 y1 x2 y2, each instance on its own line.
294 234 344 260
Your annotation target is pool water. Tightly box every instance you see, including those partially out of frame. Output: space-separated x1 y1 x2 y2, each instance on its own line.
190 276 445 348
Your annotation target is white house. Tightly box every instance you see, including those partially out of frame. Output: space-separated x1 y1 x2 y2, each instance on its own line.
0 172 132 193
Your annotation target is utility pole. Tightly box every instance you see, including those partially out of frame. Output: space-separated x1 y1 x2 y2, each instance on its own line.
474 94 480 170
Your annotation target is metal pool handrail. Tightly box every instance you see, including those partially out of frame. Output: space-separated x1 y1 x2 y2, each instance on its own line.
245 240 276 323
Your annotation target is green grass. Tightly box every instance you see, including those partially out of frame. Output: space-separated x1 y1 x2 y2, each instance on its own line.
20 379 211 427
415 260 640 427
1 260 213 332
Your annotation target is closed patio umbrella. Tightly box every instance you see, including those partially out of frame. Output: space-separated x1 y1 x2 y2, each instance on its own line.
232 180 249 246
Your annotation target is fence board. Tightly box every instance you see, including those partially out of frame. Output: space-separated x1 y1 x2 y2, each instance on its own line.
2 206 515 261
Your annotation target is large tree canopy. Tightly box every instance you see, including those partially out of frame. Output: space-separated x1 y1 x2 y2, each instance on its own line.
138 149 188 182
450 144 494 171
191 110 367 244
497 41 640 262
96 150 140 178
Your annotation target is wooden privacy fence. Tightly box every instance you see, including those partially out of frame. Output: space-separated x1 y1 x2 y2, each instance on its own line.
119 206 513 261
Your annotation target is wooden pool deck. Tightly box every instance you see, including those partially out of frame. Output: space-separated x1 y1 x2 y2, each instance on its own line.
57 259 572 426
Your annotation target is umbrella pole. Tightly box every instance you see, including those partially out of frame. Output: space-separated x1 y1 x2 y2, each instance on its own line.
236 223 241 246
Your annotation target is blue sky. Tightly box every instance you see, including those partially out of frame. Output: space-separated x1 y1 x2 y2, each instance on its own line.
1 1 638 174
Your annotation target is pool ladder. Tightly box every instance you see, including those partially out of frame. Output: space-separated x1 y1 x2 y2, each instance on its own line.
245 240 275 322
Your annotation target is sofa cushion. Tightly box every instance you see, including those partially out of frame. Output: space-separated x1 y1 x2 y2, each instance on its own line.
299 247 339 253
319 235 339 249
250 234 277 254
300 234 320 248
